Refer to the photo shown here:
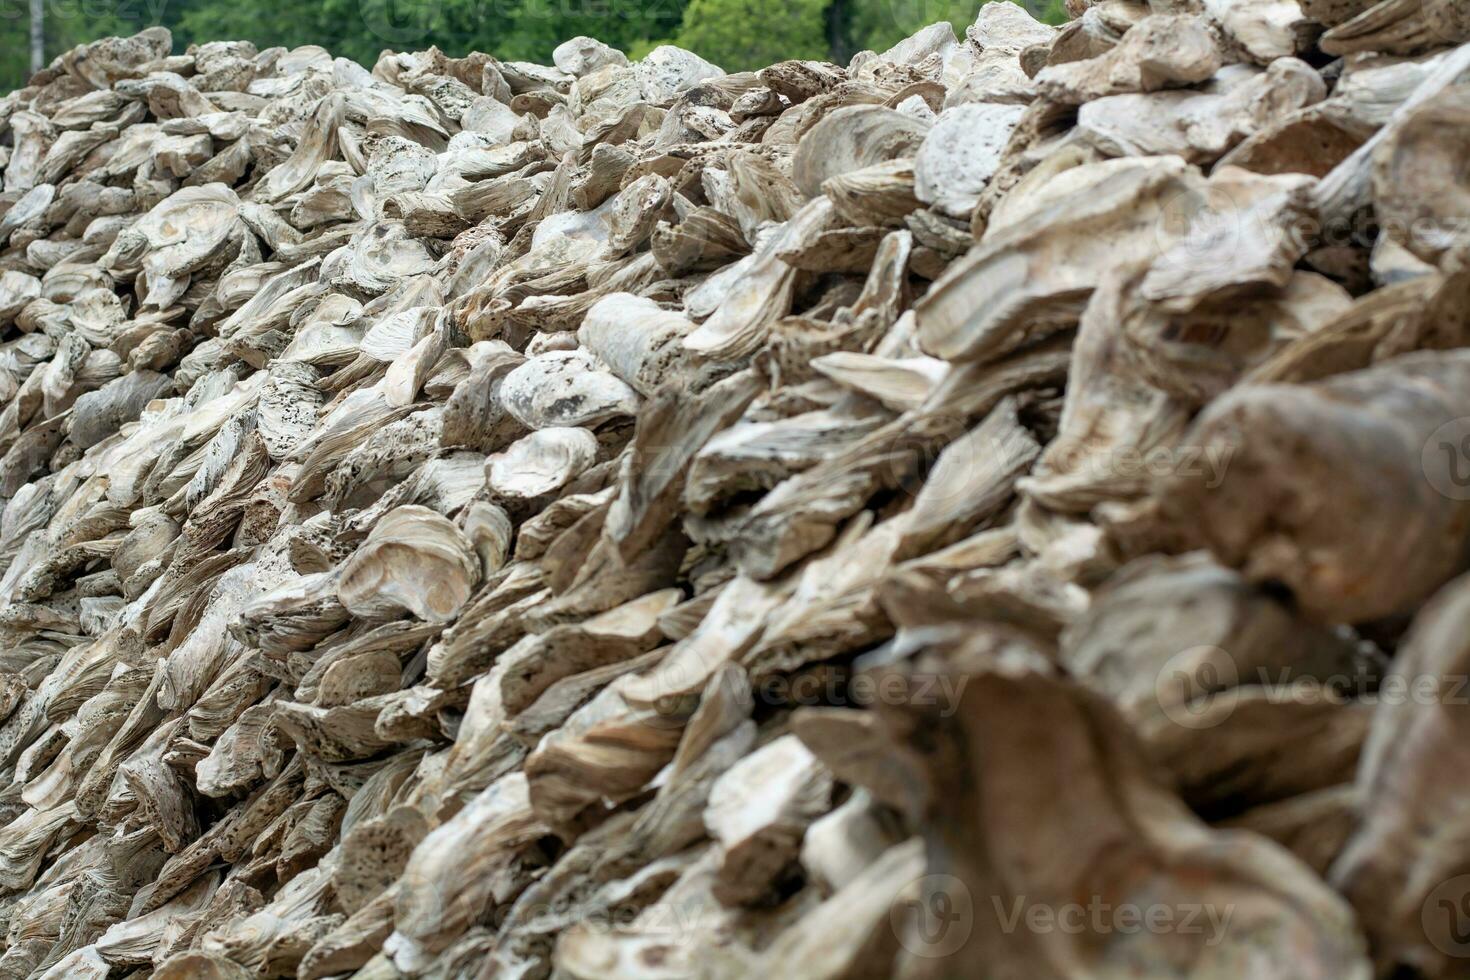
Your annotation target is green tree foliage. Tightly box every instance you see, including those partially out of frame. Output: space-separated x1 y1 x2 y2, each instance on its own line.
2 0 1065 95
673 0 828 73
172 0 429 66
501 0 686 63
838 0 1066 56
2 0 133 92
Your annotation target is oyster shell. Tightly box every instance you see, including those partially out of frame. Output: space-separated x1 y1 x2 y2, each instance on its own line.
792 106 931 199
914 102 1027 216
498 348 640 429
337 506 480 622
487 427 599 500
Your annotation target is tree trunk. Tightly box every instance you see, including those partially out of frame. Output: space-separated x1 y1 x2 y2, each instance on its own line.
826 0 849 65
29 0 44 75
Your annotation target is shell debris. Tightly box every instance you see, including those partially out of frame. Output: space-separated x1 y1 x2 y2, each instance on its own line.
0 4 1469 977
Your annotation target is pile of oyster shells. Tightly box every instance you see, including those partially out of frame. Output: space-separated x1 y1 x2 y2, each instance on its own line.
2 0 1470 976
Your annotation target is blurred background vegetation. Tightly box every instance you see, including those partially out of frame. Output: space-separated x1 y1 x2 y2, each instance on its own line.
1 0 1066 93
